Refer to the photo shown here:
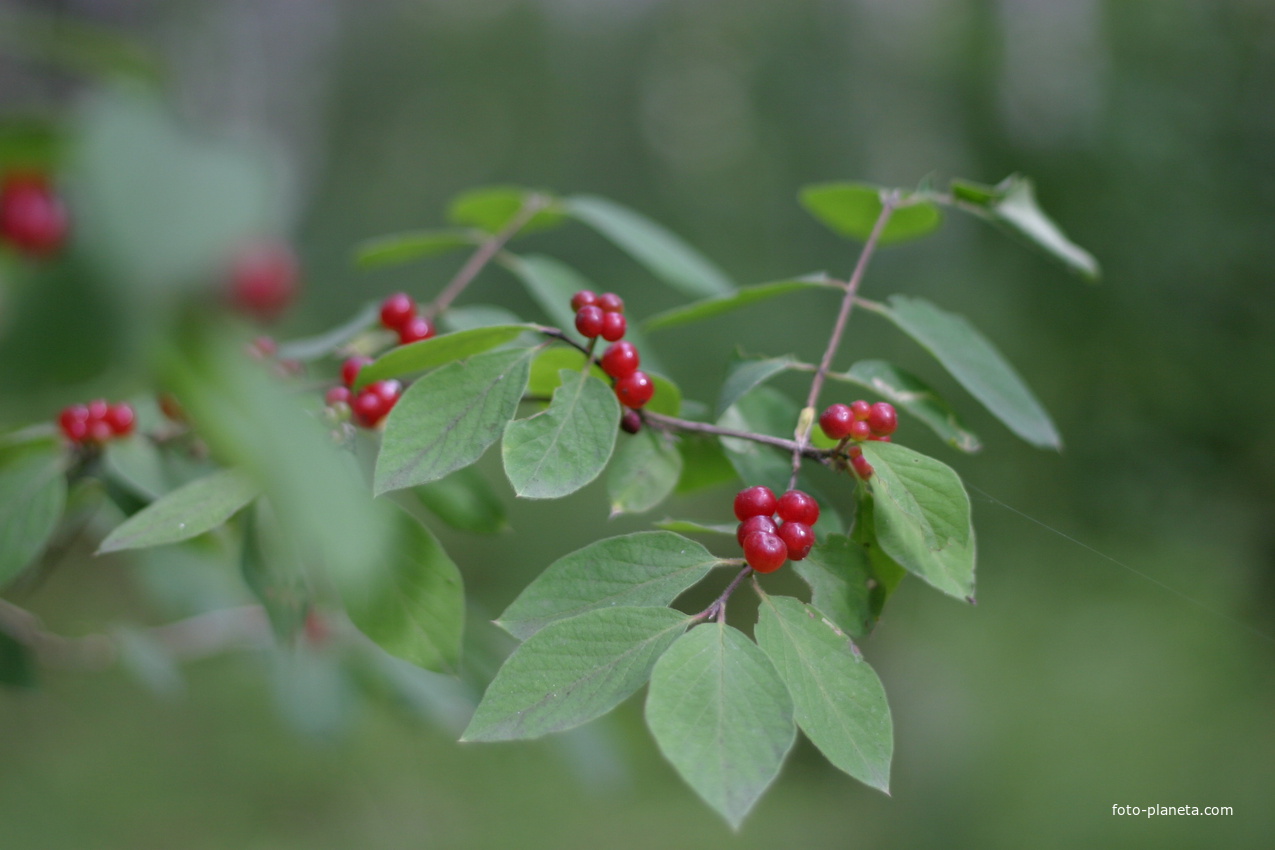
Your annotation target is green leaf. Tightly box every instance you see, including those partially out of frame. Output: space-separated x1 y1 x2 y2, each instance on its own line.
343 512 464 674
375 348 534 494
353 228 479 269
717 354 797 419
566 195 735 297
497 531 723 640
440 304 526 333
412 466 508 535
653 519 737 536
716 386 796 495
800 183 941 244
448 185 565 235
643 277 837 332
276 302 379 362
754 593 892 792
850 496 907 619
501 253 587 330
528 347 608 397
240 503 309 638
646 623 795 829
860 442 975 601
950 175 1099 280
674 435 738 494
873 295 1061 449
355 325 538 388
792 535 877 639
97 469 258 554
0 631 36 688
607 428 683 516
0 446 65 586
644 371 681 417
502 369 619 499
463 607 690 742
102 436 167 500
830 360 982 453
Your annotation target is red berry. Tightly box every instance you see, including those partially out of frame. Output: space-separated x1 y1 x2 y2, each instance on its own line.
777 490 819 525
600 341 640 379
379 292 417 330
867 402 897 436
614 370 654 408
597 292 624 313
852 454 874 479
58 405 89 443
575 305 604 338
325 386 350 406
341 356 373 388
736 514 778 546
227 241 299 322
570 290 598 311
370 379 402 402
819 404 854 440
0 173 68 257
600 311 626 342
105 403 136 437
86 399 109 422
620 410 642 434
777 521 814 561
351 389 391 428
86 419 113 444
398 315 435 344
847 444 863 459
734 485 778 521
743 531 787 573
849 420 872 441
850 400 871 420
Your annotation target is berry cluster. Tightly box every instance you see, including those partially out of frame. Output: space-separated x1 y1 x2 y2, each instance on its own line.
58 400 136 445
819 400 898 480
0 171 68 258
379 292 435 345
326 357 401 428
733 485 820 573
572 291 655 414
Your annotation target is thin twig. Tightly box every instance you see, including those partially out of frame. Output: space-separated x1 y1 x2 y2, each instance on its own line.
643 410 832 461
692 565 753 623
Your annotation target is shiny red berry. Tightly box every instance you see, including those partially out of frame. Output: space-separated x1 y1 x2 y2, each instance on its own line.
849 420 871 441
777 521 814 561
105 404 136 437
867 402 897 436
734 485 778 521
819 404 854 440
575 305 604 338
0 173 68 257
86 399 109 421
736 514 778 547
379 293 416 330
570 290 598 311
398 315 435 344
852 454 874 480
325 386 350 406
597 292 624 313
351 389 391 428
58 405 89 443
850 400 871 420
370 379 402 403
341 356 373 388
227 241 299 322
600 341 640 379
620 410 642 434
86 419 113 444
614 370 654 408
777 490 819 525
600 311 626 342
743 531 787 573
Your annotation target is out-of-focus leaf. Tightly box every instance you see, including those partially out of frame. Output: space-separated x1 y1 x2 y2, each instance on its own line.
353 229 479 269
800 183 941 244
717 354 797 419
644 277 837 333
448 186 565 235
276 302 379 362
0 444 66 585
97 469 257 554
413 466 508 535
355 325 537 388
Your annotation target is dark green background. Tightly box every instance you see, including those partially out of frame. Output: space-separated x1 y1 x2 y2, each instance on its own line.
1 1 1272 847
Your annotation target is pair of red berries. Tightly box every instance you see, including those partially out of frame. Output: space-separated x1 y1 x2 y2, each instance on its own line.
379 292 435 345
0 172 68 258
572 290 627 343
733 485 820 573
58 401 136 445
327 357 401 428
227 241 301 323
570 291 656 413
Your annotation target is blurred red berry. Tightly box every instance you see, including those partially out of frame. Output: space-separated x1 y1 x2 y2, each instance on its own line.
227 241 300 322
0 172 68 257
379 293 417 330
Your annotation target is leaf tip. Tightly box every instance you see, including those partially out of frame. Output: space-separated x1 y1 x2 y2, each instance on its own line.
965 595 977 606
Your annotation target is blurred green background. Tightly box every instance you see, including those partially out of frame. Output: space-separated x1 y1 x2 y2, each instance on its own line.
2 1 1273 847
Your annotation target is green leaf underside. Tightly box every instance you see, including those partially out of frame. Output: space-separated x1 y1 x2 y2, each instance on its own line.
355 325 537 388
717 355 798 419
607 428 683 516
497 531 722 640
375 348 534 494
277 302 380 362
876 295 1061 449
832 359 981 453
754 594 892 792
528 347 608 397
792 535 877 639
717 386 796 495
0 447 66 585
353 228 478 269
646 623 795 830
97 469 258 554
860 442 975 600
412 466 507 535
851 497 908 618
952 176 1099 280
343 513 464 674
566 195 735 298
502 369 619 499
654 519 737 537
800 183 941 245
448 186 565 235
463 607 690 742
643 278 837 332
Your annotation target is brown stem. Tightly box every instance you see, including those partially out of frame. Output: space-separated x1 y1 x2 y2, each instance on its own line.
642 410 832 461
692 565 753 623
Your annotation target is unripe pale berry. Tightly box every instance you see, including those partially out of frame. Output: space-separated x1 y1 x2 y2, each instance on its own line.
734 485 778 521
379 293 416 330
575 305 604 338
743 531 787 573
614 370 654 408
398 315 435 344
777 489 819 525
819 403 854 440
867 402 897 436
777 521 814 561
597 292 624 313
600 311 626 342
736 515 778 547
600 341 640 379
570 290 598 311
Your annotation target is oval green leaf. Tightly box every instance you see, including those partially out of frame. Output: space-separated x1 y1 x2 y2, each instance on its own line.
353 228 479 269
97 469 258 554
607 428 683 517
412 465 508 535
800 183 941 244
0 446 66 585
643 277 838 333
716 354 798 419
792 534 878 639
448 185 565 235
276 302 379 362
355 325 537 389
